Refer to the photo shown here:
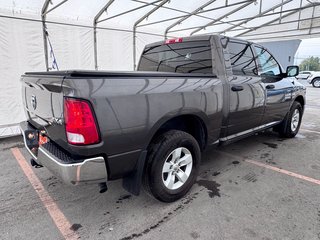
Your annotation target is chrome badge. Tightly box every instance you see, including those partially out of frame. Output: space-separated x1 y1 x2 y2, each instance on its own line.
31 95 37 110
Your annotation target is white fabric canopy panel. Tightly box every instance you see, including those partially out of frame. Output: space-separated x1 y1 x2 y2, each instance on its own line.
0 11 45 137
1 0 320 137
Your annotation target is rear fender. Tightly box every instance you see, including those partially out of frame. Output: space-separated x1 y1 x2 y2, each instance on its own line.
144 109 209 150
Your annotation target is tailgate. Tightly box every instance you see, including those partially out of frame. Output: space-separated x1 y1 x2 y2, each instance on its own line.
21 74 66 143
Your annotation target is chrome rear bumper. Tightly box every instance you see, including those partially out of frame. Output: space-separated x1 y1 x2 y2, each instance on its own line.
20 121 107 185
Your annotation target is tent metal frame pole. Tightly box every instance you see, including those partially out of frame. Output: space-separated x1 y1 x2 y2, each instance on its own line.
138 0 251 28
297 0 303 29
107 0 218 25
235 2 317 37
217 0 292 35
93 0 115 70
41 0 69 71
164 0 217 39
133 0 170 70
190 1 255 36
309 6 316 35
43 0 69 15
41 0 50 71
244 31 320 41
168 4 316 34
259 0 262 14
214 15 320 34
98 0 163 23
37 0 320 73
135 0 254 31
234 16 320 38
279 0 284 23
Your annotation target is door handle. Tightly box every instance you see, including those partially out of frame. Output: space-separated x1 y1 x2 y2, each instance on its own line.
231 85 244 92
266 84 275 89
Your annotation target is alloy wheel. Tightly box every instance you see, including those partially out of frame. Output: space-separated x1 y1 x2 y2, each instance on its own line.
291 109 300 132
162 147 193 190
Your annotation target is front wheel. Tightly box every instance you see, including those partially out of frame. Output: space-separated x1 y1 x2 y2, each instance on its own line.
312 78 320 88
144 130 201 202
278 101 303 138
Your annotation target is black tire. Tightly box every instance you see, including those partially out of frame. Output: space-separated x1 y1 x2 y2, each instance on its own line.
312 78 320 88
144 130 201 202
278 101 303 138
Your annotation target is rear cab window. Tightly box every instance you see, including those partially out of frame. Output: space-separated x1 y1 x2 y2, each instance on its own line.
138 40 213 74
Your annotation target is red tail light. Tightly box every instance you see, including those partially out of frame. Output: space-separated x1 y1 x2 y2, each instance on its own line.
63 98 100 145
165 38 183 44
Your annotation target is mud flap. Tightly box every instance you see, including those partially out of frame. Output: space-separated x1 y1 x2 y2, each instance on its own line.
122 150 147 196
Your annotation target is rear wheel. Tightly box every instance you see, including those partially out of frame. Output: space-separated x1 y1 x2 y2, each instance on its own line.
312 78 320 88
144 130 201 202
277 101 303 138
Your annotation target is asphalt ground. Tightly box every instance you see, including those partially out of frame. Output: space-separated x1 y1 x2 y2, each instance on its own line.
0 86 319 240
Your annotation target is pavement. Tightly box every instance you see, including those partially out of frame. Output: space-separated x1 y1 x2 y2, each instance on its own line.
0 86 320 240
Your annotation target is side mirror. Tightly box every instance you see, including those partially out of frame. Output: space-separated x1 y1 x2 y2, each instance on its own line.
286 66 299 77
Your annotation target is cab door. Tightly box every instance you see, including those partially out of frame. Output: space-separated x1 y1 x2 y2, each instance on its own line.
252 46 293 125
225 40 265 136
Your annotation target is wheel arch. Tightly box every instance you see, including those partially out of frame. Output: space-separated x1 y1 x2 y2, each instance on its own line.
294 95 305 110
145 111 209 152
312 77 320 86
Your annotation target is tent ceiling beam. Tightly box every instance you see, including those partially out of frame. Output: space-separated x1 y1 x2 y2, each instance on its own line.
97 0 163 23
42 0 69 16
31 0 320 72
190 0 255 35
216 15 320 34
137 0 251 28
216 0 292 35
235 17 320 38
164 0 217 38
245 31 320 41
133 0 254 31
168 4 316 34
236 2 319 37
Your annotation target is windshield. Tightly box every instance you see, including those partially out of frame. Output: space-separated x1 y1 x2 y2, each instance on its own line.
138 40 213 74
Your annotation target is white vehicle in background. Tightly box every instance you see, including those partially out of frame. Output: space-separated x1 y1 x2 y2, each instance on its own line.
296 71 314 80
307 71 320 88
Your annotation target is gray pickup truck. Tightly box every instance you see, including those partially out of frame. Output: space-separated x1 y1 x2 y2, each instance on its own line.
20 35 305 202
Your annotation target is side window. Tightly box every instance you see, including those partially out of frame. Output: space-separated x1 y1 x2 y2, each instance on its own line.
228 41 258 76
254 46 281 76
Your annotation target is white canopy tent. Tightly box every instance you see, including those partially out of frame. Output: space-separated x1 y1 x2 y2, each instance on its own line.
0 0 320 137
